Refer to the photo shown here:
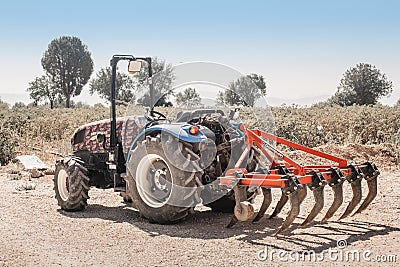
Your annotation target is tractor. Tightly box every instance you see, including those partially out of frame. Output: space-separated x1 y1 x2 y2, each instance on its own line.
54 54 379 235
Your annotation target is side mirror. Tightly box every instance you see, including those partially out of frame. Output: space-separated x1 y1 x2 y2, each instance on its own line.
128 60 142 74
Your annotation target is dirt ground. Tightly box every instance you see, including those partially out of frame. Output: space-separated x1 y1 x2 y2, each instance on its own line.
0 164 399 266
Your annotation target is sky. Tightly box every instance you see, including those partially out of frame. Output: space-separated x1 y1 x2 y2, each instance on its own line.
0 0 399 106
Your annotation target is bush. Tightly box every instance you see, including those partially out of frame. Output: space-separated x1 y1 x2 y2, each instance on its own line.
0 105 398 162
0 127 18 165
12 102 26 109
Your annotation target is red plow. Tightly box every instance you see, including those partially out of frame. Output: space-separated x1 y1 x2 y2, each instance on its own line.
219 126 380 235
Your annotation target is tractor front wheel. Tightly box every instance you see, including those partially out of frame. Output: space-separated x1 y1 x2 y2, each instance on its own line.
54 157 90 211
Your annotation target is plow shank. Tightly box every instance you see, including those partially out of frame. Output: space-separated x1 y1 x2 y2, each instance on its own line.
273 190 300 236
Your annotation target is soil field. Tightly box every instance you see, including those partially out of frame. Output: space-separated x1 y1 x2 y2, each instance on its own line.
0 163 399 266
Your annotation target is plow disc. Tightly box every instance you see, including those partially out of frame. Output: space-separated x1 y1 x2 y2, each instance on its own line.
219 128 380 235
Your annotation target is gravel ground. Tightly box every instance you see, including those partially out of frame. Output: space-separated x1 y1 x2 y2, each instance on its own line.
0 169 399 267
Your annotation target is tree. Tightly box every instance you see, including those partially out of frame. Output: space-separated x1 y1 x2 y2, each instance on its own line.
175 87 201 107
329 63 393 106
396 99 400 107
137 94 173 107
12 102 26 109
41 36 93 108
89 67 136 105
247 73 267 95
216 91 225 105
0 98 9 110
136 57 175 107
219 73 267 107
27 75 58 108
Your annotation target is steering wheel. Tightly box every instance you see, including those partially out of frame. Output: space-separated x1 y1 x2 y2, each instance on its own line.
144 110 168 127
150 110 167 120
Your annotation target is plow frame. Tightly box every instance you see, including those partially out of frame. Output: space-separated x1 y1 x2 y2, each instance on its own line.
220 127 372 189
218 126 380 235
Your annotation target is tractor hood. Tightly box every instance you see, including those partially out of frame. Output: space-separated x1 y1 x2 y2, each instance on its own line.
71 117 144 153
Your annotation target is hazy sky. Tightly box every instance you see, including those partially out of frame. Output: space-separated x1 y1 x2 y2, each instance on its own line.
0 0 399 105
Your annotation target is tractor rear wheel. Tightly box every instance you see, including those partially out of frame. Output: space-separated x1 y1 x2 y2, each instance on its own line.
54 157 90 211
126 136 201 224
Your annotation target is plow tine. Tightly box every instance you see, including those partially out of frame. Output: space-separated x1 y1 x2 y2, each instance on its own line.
352 178 377 215
273 190 300 236
300 171 326 227
352 163 379 216
253 188 272 222
269 193 288 219
322 168 345 222
339 178 362 220
301 186 324 227
269 165 291 219
273 175 301 236
269 176 305 221
299 186 308 204
322 183 343 222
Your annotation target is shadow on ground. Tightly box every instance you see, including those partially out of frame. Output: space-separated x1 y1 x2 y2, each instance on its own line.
58 202 399 253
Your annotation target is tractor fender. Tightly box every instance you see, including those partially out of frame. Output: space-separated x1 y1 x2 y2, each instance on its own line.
126 123 208 161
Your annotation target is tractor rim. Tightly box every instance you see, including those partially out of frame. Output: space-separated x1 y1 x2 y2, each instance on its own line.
136 154 173 208
58 169 69 201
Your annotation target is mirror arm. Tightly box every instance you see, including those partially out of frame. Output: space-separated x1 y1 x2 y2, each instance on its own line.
109 55 154 161
109 55 136 160
109 56 118 156
147 57 155 114
136 57 154 114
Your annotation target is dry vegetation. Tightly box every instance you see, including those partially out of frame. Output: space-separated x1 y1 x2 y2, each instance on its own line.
1 104 399 266
0 104 399 166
